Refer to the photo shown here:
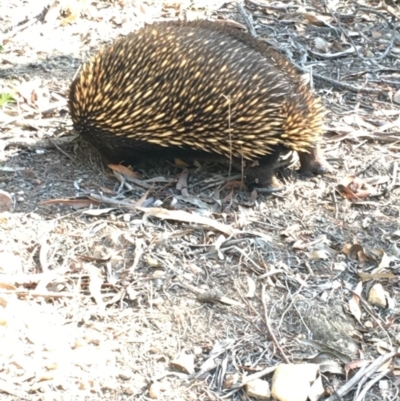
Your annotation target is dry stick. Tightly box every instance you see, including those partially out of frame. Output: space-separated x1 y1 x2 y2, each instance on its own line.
248 0 315 11
354 356 390 400
349 288 392 347
176 276 243 307
354 368 392 401
2 135 78 150
232 365 277 389
388 161 399 191
237 3 257 38
0 290 74 298
307 69 382 95
2 12 42 41
88 193 137 209
277 277 309 331
261 284 290 363
324 348 398 401
45 134 76 162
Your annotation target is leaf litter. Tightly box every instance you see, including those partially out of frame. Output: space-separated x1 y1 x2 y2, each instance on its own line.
0 0 400 400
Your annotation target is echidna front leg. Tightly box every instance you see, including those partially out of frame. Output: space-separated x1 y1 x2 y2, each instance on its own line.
242 148 282 188
298 145 333 175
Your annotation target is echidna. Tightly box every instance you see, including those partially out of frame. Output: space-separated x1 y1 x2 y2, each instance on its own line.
69 20 331 187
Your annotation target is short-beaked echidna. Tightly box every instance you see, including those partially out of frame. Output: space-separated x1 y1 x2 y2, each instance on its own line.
69 20 331 187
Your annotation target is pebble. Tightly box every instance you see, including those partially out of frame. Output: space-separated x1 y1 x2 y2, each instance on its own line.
245 378 271 400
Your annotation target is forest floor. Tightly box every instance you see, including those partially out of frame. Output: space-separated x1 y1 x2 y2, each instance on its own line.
0 1 399 400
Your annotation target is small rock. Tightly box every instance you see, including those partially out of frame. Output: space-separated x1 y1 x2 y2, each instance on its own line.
364 321 373 329
148 381 168 399
101 380 118 391
368 284 387 308
118 369 132 381
170 353 195 374
149 297 164 306
145 255 159 267
151 270 165 279
245 378 271 400
122 385 134 395
223 373 241 390
122 214 131 222
192 346 203 356
272 363 319 401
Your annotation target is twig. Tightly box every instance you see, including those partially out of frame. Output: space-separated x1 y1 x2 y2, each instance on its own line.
0 290 74 298
88 193 137 208
311 71 382 94
261 284 290 363
388 161 399 191
176 276 243 307
232 365 276 389
309 47 355 60
3 135 78 150
2 10 44 42
246 0 316 12
45 134 76 162
324 349 398 401
255 186 285 194
237 3 257 38
354 368 392 401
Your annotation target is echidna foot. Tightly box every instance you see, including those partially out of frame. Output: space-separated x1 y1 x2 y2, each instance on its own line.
243 150 282 188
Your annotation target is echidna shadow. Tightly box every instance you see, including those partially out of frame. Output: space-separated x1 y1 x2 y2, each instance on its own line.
69 20 332 187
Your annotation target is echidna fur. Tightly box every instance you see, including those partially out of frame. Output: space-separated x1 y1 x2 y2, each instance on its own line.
69 20 331 187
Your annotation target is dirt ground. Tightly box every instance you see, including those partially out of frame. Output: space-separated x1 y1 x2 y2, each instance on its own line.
0 1 400 400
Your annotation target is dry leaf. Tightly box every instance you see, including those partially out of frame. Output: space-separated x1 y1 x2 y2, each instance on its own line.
281 224 301 237
0 282 16 290
348 244 368 267
174 158 190 168
83 208 115 216
377 252 398 269
358 272 397 281
272 363 319 401
0 189 13 212
337 176 375 200
308 374 324 401
293 239 308 250
314 37 330 52
302 12 332 26
40 197 100 208
86 264 104 307
308 249 330 260
349 282 363 324
137 207 236 236
245 276 256 298
108 164 141 180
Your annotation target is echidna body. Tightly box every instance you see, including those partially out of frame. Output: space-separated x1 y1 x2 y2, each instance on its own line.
69 20 330 186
